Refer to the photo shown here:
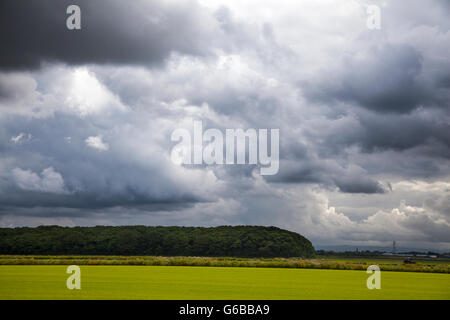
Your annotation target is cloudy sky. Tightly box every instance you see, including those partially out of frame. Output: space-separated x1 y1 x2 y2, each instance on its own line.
1 0 449 250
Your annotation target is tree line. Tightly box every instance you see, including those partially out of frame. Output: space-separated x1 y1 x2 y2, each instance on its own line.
0 225 315 258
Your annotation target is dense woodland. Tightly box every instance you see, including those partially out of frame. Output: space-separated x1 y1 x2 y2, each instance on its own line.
0 225 315 258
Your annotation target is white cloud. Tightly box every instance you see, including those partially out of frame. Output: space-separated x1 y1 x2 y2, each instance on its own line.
85 135 109 151
10 133 32 144
284 186 450 249
11 167 66 194
0 67 126 119
64 68 126 116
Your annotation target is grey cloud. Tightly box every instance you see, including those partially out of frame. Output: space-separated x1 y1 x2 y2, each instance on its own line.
333 175 385 194
0 113 206 213
0 73 37 99
303 42 449 114
0 0 218 70
1 0 449 250
319 108 450 156
266 158 387 194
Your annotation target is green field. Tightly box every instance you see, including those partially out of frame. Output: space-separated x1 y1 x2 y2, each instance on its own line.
0 265 449 300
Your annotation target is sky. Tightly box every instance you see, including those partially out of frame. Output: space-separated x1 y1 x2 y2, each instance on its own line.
0 0 449 250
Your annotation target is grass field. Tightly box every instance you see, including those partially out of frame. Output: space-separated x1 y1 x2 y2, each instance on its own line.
0 265 449 300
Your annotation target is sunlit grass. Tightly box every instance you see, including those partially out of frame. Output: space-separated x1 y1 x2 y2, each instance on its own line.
0 265 449 300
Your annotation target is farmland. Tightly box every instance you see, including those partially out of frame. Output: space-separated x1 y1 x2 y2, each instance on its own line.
1 265 449 300
0 255 448 273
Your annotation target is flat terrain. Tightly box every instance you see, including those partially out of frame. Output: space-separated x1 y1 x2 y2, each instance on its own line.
1 255 449 273
0 265 449 300
319 256 450 265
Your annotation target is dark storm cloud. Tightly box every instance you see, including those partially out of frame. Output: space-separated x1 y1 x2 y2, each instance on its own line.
0 0 216 70
318 108 450 156
303 42 450 114
265 158 387 194
0 113 205 214
0 188 198 212
332 175 385 194
267 105 450 191
356 112 450 154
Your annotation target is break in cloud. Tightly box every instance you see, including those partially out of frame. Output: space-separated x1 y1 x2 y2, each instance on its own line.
0 0 449 250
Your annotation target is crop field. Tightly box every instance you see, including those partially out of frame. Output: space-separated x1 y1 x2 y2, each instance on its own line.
0 265 449 300
317 256 450 266
1 255 448 273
